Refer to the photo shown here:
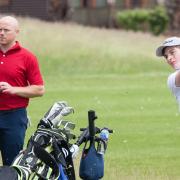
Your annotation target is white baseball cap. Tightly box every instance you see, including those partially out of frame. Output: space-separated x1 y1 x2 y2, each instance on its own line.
156 36 180 57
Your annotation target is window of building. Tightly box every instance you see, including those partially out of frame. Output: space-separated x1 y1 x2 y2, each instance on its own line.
0 0 10 6
124 0 150 9
81 0 97 8
81 0 88 7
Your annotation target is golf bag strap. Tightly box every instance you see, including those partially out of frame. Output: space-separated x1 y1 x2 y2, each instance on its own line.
56 140 76 180
52 138 67 167
36 128 69 143
33 143 59 178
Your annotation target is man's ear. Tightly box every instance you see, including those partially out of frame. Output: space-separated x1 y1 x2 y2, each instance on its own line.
16 29 20 34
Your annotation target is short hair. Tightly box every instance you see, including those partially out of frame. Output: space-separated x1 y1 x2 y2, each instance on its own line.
162 45 180 56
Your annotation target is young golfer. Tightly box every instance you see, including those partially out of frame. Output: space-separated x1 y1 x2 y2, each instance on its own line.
156 36 180 109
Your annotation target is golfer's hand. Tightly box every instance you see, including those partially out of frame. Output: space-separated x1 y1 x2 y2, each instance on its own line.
0 82 15 95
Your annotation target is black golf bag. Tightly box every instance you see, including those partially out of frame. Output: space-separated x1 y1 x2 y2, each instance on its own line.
0 101 76 180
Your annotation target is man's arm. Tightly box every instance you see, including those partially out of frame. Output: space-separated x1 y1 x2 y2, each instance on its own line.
0 82 45 98
175 72 180 87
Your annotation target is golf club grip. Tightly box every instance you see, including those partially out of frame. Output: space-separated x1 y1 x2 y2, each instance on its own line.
76 128 89 146
88 110 97 139
109 129 113 133
80 128 86 131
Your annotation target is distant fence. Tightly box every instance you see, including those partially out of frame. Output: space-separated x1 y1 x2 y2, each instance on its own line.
0 0 156 22
0 0 179 34
0 0 69 21
70 7 112 27
0 0 48 19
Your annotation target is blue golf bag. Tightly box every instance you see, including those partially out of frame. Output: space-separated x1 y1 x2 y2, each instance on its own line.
79 142 104 180
79 110 111 180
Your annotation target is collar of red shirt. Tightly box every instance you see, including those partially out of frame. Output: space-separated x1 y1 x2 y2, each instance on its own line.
0 41 21 54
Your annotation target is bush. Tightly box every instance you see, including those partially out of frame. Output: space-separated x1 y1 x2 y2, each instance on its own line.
116 6 169 35
148 6 169 35
116 9 149 31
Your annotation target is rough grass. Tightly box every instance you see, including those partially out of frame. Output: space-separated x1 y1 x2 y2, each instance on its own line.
1 16 180 179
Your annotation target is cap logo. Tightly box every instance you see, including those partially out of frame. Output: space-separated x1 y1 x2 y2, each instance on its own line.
163 39 173 45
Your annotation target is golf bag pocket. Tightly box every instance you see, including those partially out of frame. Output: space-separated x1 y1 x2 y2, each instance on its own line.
79 143 104 180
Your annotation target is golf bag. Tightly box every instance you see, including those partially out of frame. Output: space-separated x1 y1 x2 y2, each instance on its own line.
0 102 113 180
0 101 76 180
79 141 104 180
78 110 112 180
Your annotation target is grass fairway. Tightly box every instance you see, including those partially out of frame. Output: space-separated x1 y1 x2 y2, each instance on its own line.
6 17 180 179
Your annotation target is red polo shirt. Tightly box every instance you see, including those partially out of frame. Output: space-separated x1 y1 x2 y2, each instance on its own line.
0 42 44 110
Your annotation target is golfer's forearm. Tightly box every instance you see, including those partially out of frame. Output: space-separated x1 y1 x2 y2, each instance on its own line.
175 72 180 87
14 85 45 98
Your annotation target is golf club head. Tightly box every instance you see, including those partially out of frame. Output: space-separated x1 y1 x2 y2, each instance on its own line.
43 101 68 121
60 121 76 130
68 133 76 140
39 101 74 128
60 106 74 116
51 107 74 128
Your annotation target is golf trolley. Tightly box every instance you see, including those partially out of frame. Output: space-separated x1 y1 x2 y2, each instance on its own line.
0 101 113 180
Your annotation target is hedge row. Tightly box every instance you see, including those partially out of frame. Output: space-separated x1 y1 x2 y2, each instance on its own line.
116 6 169 35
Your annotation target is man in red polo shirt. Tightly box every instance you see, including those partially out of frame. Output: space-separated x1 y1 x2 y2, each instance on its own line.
0 16 45 165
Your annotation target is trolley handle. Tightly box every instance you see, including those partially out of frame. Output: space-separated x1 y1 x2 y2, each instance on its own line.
76 111 113 146
88 110 97 141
